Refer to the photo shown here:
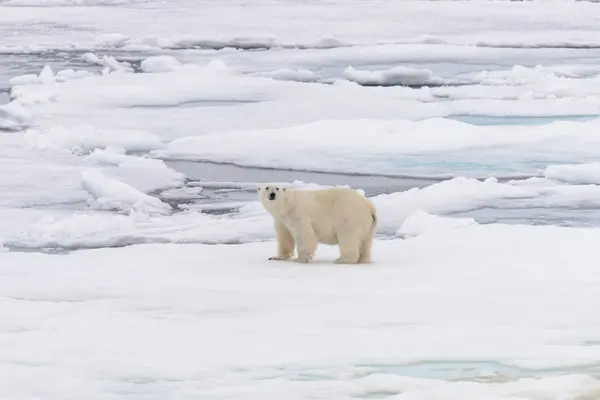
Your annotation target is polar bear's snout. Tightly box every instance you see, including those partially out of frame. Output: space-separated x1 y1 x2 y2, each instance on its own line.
262 186 282 201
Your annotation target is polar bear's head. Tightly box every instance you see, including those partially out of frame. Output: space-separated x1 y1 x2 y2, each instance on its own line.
258 184 290 215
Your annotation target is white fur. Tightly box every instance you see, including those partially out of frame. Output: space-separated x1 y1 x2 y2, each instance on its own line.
258 184 377 264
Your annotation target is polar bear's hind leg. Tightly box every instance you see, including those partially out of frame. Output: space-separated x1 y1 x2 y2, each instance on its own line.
358 235 373 264
334 233 361 264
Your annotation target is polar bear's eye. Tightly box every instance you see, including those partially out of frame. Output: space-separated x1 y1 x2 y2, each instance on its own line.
276 188 279 191
266 187 269 190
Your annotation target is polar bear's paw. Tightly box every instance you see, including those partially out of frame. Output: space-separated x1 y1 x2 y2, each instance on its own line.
293 255 313 263
268 255 292 261
334 257 360 265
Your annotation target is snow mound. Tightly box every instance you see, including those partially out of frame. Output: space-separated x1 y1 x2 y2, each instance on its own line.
397 210 478 238
154 118 600 177
55 69 91 82
164 35 277 50
3 207 273 250
372 177 534 233
343 65 443 87
83 53 133 73
90 33 349 52
255 68 320 83
544 163 600 185
0 101 32 131
25 125 162 155
81 169 171 215
94 33 130 48
38 65 56 84
8 74 40 86
473 65 582 86
85 148 184 193
87 148 164 169
140 55 182 73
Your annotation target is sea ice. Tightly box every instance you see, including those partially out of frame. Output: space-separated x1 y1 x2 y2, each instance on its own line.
396 210 478 238
254 68 321 83
83 52 134 73
153 118 600 177
2 225 600 398
3 2 600 398
4 176 599 250
24 125 163 155
158 186 205 201
544 162 600 185
139 55 182 73
0 100 31 131
81 169 172 215
343 65 443 87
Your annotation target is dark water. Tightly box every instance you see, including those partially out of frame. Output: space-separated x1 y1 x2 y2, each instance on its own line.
165 160 600 229
0 52 98 89
167 160 440 197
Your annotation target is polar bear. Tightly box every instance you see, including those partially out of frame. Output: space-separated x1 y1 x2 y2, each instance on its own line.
258 184 377 264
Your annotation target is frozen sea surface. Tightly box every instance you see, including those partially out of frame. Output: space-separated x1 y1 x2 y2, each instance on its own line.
3 0 600 398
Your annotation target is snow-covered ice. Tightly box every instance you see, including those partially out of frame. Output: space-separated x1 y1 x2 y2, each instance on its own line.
81 169 172 215
3 225 600 398
4 175 600 251
4 0 600 397
343 65 444 87
545 162 600 185
154 118 600 177
396 211 478 238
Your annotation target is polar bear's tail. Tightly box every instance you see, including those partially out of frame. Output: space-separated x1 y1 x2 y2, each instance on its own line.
368 200 378 233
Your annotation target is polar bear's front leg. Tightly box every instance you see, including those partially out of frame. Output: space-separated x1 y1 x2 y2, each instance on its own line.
292 224 318 263
269 222 295 261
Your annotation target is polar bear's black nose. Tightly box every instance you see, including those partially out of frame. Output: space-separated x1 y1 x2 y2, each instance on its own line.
269 192 276 200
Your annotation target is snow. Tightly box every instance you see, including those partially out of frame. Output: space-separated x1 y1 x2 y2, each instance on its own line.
0 100 31 130
0 127 182 213
544 162 600 185
254 68 321 83
396 211 478 238
153 118 600 177
343 65 443 87
83 52 134 73
2 226 600 398
4 0 600 397
372 177 534 232
9 56 600 143
139 55 181 73
81 169 172 215
2 0 600 53
24 124 162 154
5 176 600 251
